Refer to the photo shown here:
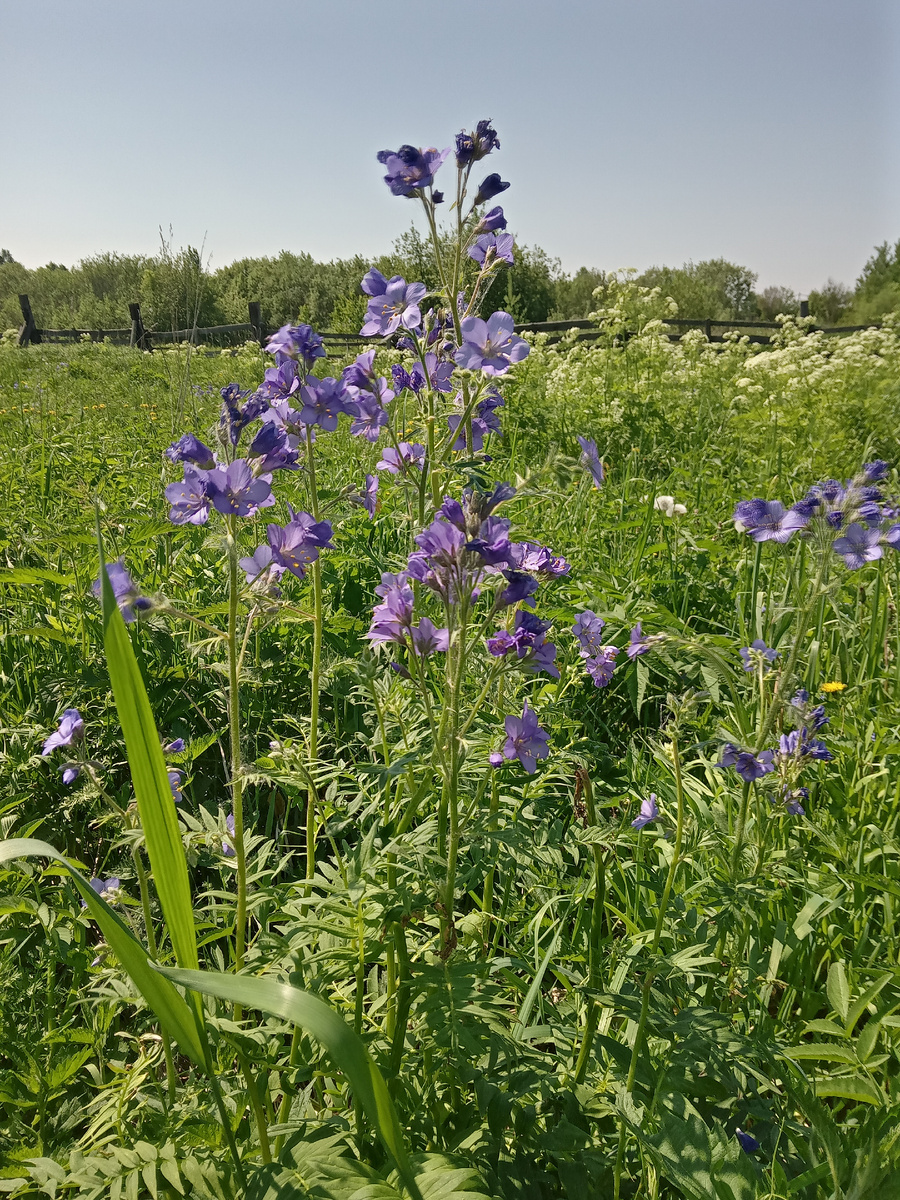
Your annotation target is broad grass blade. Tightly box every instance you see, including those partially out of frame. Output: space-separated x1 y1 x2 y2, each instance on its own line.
0 837 204 1065
96 529 198 971
158 966 424 1200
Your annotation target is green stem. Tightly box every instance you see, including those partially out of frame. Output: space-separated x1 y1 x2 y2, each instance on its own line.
132 845 177 1103
226 518 248 991
573 772 606 1082
615 736 686 1197
305 426 323 894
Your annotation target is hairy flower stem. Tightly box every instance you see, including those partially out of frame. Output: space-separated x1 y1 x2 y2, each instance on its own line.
131 845 177 1103
305 427 324 896
573 773 606 1083
480 771 501 949
439 603 468 955
615 736 686 1200
225 519 248 998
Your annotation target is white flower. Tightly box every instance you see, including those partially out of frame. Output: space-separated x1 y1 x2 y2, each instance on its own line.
654 495 687 518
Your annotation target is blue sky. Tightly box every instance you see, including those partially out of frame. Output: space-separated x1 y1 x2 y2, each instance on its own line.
2 0 897 293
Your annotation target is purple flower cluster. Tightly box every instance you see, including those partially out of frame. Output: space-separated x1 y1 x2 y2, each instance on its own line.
719 686 834 812
487 611 558 678
242 506 334 584
572 611 619 688
377 145 449 197
733 461 900 569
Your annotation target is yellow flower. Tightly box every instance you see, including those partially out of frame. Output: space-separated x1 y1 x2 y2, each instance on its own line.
821 681 846 694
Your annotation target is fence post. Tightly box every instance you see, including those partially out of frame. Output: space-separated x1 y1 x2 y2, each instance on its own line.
799 299 809 319
248 301 266 347
704 318 712 341
17 294 40 346
129 302 152 352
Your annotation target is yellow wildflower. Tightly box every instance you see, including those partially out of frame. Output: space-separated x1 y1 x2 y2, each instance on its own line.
821 681 846 694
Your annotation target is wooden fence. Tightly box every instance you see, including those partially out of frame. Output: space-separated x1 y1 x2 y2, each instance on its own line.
16 293 880 354
15 296 367 354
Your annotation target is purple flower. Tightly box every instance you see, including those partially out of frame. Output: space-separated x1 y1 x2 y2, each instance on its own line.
89 877 122 901
361 473 379 519
447 414 491 452
266 323 325 369
488 612 558 678
410 352 455 394
489 751 504 768
377 442 425 474
455 119 500 168
239 544 284 587
498 571 539 608
165 738 186 753
168 769 185 804
343 349 379 391
361 277 427 337
739 639 778 672
223 812 235 857
577 437 604 488
391 364 413 393
720 743 775 782
833 522 883 569
474 173 510 205
299 377 352 431
410 618 450 655
60 764 80 785
502 701 550 774
165 433 215 469
367 572 415 645
476 206 507 234
92 561 148 623
735 1129 759 1155
572 611 606 658
468 232 515 267
348 393 388 442
361 269 388 297
257 359 302 406
732 499 808 543
864 460 890 482
165 465 212 526
205 460 273 517
468 516 512 566
415 517 467 566
377 144 449 196
219 385 268 446
248 422 299 473
456 312 529 376
267 508 333 579
43 708 84 756
585 647 619 688
631 794 658 829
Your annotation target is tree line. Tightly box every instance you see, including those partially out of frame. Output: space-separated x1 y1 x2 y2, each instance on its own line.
1 227 897 337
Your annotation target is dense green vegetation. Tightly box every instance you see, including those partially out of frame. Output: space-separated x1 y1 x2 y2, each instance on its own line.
4 226 896 336
1 288 900 1198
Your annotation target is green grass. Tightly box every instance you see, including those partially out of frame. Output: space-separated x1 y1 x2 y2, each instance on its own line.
2 320 900 1199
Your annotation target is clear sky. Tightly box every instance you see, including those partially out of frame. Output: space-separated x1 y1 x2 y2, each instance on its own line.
2 0 897 293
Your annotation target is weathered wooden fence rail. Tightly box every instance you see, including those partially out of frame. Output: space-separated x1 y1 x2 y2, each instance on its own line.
16 293 880 353
16 297 368 354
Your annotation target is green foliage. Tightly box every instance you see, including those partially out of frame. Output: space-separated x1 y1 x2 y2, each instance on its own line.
3 316 900 1198
636 258 759 320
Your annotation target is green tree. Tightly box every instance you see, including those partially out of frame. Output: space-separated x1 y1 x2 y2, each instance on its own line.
807 279 852 325
637 259 758 320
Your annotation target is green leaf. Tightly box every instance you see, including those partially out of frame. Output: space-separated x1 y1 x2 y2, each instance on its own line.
781 1043 856 1064
827 961 850 1022
844 972 893 1037
0 838 204 1066
96 529 198 973
815 1074 883 1105
0 568 73 586
156 966 424 1200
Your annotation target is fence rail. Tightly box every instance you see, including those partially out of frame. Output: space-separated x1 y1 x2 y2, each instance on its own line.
16 294 882 354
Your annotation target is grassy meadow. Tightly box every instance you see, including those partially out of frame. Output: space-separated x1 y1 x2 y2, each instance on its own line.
2 306 900 1200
